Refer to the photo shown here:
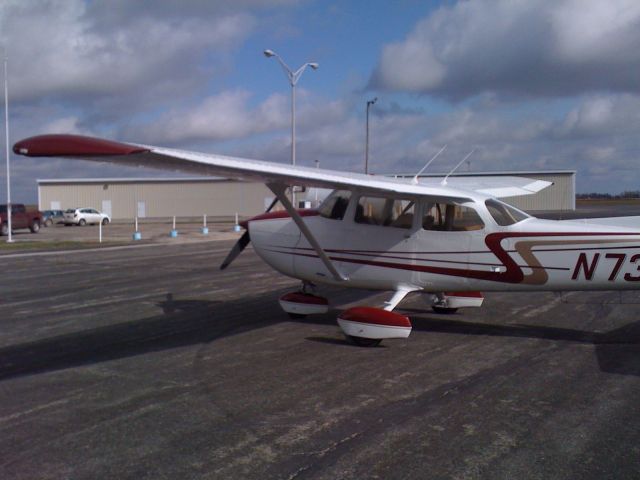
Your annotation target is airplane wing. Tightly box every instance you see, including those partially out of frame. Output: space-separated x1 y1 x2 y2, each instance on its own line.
13 134 550 201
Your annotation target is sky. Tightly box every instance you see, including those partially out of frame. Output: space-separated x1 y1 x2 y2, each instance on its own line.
2 0 640 203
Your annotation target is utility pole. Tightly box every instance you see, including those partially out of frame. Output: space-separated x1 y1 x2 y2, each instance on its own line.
365 97 377 174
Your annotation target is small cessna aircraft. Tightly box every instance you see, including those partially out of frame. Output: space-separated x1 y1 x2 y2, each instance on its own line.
13 134 640 346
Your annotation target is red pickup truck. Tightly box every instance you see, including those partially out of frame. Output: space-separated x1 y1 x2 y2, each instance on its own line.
1 204 43 235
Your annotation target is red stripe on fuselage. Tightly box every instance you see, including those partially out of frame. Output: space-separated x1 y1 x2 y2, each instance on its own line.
265 231 640 284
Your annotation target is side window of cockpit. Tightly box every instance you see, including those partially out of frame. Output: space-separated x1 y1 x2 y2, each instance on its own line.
318 190 351 220
422 202 484 231
355 196 415 228
355 196 387 225
388 199 415 228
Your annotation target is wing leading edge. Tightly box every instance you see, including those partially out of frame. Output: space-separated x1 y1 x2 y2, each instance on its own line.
14 134 550 201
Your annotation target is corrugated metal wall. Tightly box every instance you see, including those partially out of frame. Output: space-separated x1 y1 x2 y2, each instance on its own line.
410 171 575 211
39 180 274 219
500 173 575 211
39 171 575 219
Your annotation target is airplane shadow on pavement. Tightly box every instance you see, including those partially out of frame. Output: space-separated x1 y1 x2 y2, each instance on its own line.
401 307 640 377
0 291 638 381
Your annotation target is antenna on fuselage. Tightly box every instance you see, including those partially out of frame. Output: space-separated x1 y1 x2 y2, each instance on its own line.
441 149 475 186
411 144 447 184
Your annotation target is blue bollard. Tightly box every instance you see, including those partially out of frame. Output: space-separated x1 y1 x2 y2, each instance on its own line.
132 231 142 241
201 227 209 235
169 229 178 238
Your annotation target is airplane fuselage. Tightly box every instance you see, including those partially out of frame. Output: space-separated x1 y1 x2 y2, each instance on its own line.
248 192 640 294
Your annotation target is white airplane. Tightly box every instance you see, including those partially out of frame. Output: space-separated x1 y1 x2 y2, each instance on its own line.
13 134 640 346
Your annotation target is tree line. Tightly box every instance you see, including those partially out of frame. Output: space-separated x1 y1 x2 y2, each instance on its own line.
577 191 640 199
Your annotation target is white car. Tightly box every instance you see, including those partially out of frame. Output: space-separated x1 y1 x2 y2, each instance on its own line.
64 208 111 226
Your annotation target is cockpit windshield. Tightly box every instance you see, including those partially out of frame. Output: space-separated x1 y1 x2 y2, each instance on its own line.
318 190 351 220
485 199 529 226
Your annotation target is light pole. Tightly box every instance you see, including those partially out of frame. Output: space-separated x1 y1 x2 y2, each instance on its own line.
365 97 377 174
3 53 12 243
314 159 320 206
263 49 318 206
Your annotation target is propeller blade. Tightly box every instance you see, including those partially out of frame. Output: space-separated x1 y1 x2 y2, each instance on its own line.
219 196 278 271
265 196 278 213
220 231 251 270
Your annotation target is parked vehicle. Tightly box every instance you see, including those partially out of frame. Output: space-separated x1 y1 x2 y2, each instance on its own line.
42 209 65 227
0 204 43 235
63 208 111 226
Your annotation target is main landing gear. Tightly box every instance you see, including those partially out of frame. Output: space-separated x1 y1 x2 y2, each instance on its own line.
337 307 411 347
278 288 485 347
431 292 484 314
278 284 415 347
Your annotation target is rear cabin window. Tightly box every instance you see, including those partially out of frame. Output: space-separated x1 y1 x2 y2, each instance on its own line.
318 190 351 220
485 199 529 226
355 196 416 229
422 202 484 231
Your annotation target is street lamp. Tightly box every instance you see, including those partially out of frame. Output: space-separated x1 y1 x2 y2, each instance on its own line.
264 49 318 206
3 52 12 243
365 97 377 174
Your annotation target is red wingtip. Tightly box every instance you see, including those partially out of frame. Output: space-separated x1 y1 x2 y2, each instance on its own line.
13 134 150 157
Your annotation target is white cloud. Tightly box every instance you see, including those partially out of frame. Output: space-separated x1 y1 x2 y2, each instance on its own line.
550 0 640 63
376 40 445 92
126 88 350 145
39 116 86 135
557 95 640 138
128 90 286 143
0 0 255 103
371 0 640 99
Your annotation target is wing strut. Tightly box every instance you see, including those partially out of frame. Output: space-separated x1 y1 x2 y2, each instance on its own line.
383 286 420 311
268 183 347 282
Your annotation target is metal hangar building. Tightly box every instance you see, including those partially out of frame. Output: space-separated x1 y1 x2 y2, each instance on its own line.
37 170 576 220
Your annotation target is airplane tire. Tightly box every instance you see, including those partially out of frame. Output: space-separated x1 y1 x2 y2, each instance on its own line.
432 306 458 314
347 335 382 347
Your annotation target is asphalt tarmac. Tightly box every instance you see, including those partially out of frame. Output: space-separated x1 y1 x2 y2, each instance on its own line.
1 234 640 478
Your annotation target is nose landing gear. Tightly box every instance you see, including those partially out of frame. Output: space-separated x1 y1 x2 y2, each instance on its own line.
279 284 329 319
